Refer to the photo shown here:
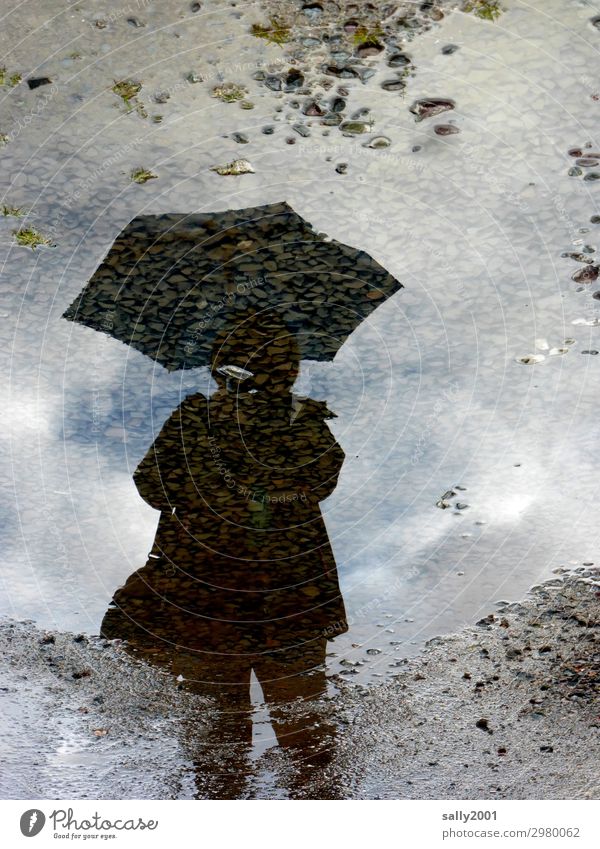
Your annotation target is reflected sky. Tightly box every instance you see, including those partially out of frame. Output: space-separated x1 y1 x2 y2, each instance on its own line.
1 0 599 685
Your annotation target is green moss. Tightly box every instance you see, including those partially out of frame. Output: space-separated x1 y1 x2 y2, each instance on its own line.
251 18 291 46
0 68 22 87
212 83 248 103
112 79 142 107
2 205 26 217
130 167 157 184
0 133 9 146
13 227 53 249
463 0 503 21
352 24 384 45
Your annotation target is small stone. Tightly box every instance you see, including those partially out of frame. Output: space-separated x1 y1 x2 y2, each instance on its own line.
303 100 326 116
363 135 391 149
262 126 275 134
293 124 311 137
516 354 545 364
583 172 600 181
27 77 52 89
210 158 254 176
388 53 411 67
356 42 384 58
476 718 491 732
231 132 249 144
572 265 599 283
265 76 282 91
441 44 459 54
186 71 203 83
284 69 304 91
568 167 582 177
340 121 369 135
335 162 348 174
381 79 406 92
434 123 460 135
127 17 145 27
410 98 455 121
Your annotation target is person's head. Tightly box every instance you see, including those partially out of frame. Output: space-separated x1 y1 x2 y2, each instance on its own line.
211 310 300 396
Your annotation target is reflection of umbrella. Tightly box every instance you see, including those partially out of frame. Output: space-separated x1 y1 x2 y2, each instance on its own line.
63 201 403 370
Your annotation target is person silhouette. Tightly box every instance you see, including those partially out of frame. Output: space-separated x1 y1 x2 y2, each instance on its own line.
101 310 348 798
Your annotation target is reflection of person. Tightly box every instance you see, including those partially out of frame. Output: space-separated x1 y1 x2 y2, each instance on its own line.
101 311 347 798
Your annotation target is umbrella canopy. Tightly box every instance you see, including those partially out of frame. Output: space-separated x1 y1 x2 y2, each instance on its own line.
63 201 403 370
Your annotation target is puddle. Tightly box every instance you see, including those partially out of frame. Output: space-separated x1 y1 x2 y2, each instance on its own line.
1 0 600 797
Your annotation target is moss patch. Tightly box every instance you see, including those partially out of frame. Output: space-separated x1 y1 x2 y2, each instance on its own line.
2 205 26 217
13 227 53 249
130 167 157 184
112 80 147 117
463 0 503 21
212 83 248 103
251 18 291 46
0 68 22 87
353 24 384 45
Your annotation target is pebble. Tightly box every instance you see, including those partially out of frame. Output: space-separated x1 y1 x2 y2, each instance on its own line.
571 265 599 283
441 44 459 54
516 354 545 364
434 124 460 135
388 53 411 67
381 79 406 92
410 98 455 121
27 77 52 89
210 159 254 176
293 124 311 137
265 76 282 91
340 121 369 135
363 136 391 149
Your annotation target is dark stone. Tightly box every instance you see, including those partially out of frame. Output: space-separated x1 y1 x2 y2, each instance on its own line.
292 124 311 137
388 53 411 67
265 76 282 91
303 100 326 116
27 77 52 89
355 42 384 58
572 265 599 283
441 44 459 55
381 79 406 92
284 69 304 91
330 97 346 113
434 124 460 136
324 65 360 78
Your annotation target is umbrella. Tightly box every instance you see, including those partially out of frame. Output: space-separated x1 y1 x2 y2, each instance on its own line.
63 201 403 369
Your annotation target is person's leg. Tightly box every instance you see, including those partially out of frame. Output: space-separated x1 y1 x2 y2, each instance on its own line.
254 638 342 797
174 650 254 799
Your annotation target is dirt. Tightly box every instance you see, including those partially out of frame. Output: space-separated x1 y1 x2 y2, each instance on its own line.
1 568 597 799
